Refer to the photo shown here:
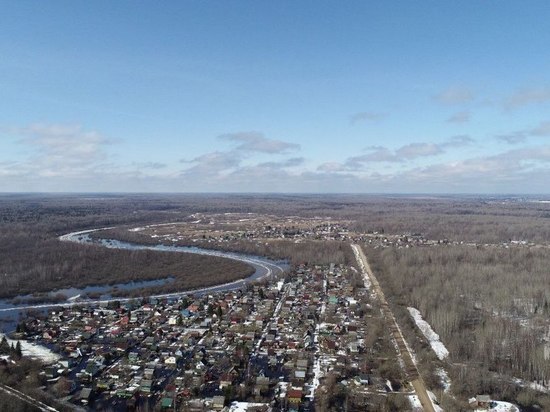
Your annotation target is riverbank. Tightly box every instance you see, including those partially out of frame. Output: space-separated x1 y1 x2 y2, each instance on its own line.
0 228 288 333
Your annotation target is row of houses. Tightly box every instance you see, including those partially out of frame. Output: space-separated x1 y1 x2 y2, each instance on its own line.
18 256 397 410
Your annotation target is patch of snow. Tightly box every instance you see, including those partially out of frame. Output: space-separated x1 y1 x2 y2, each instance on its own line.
408 395 423 411
436 367 451 393
475 400 519 412
513 377 550 393
0 334 60 364
408 307 449 360
308 356 321 399
230 402 270 412
428 391 444 411
277 382 289 399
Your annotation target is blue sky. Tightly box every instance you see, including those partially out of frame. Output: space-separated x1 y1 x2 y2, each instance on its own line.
1 1 550 193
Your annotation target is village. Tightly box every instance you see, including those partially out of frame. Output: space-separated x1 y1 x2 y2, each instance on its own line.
8 257 409 411
119 212 536 253
0 214 531 411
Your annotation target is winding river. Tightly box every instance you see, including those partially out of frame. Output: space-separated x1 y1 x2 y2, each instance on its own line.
0 227 288 332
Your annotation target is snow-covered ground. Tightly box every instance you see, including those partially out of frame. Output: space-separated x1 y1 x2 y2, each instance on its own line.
307 314 333 398
0 334 60 364
229 401 270 412
513 377 550 394
474 400 519 412
408 394 423 411
428 391 444 412
308 355 321 399
436 367 451 393
408 307 449 360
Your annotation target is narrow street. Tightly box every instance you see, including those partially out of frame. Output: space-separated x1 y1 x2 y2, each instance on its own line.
352 244 436 412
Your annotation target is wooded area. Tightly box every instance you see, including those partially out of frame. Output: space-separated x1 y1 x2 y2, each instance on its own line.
0 195 255 298
3 193 550 299
368 244 550 409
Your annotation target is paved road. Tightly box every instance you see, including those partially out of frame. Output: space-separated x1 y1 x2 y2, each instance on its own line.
352 244 436 412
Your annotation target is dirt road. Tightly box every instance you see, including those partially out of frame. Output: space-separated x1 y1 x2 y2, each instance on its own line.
352 244 436 412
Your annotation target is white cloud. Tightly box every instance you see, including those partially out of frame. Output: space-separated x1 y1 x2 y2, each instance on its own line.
396 142 443 158
131 161 167 169
317 161 348 172
180 150 243 181
19 124 110 160
495 120 550 144
2 122 550 194
447 111 470 124
4 124 114 179
350 112 386 124
503 87 550 110
393 146 550 187
218 131 300 154
257 157 304 168
434 87 474 104
530 121 550 137
496 132 526 145
441 135 475 148
340 136 473 169
179 131 302 184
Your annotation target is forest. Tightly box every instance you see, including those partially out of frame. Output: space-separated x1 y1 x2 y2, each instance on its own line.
0 194 257 298
368 244 550 410
2 193 550 299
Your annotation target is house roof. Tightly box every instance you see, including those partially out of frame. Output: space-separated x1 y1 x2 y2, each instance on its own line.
287 389 303 398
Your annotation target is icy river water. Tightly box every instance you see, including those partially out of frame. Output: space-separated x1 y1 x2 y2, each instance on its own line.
0 228 288 333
